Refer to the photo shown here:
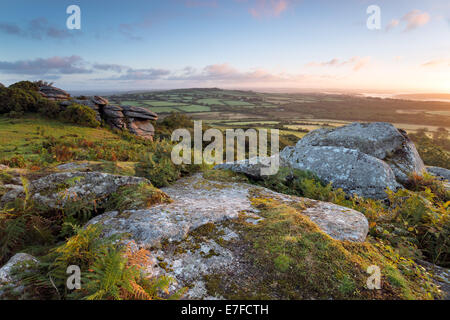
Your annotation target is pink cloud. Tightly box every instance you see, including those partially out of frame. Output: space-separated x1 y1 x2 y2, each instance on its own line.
249 0 290 18
386 19 399 32
402 10 430 31
306 57 371 71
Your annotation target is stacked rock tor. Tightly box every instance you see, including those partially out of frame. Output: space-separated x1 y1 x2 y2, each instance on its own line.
37 84 158 140
38 84 71 101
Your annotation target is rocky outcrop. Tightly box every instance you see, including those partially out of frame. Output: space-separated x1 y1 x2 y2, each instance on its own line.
280 145 401 199
103 105 158 140
88 173 368 245
216 122 428 199
295 122 425 184
38 85 70 101
60 98 158 140
1 171 149 208
86 173 368 299
36 84 158 139
427 166 450 182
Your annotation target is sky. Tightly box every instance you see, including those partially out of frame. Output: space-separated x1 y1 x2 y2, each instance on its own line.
0 0 449 93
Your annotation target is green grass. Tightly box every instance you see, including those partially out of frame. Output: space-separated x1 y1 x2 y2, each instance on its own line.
120 101 143 107
143 101 187 107
0 115 119 162
197 98 225 106
176 105 211 112
145 106 181 113
223 100 254 107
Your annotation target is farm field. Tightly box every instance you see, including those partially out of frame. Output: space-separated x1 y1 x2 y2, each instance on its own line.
107 88 450 136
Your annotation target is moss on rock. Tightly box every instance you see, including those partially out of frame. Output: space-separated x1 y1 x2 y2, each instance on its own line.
203 194 442 300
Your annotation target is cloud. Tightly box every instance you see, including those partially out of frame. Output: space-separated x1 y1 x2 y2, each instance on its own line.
167 63 279 81
247 0 290 18
306 57 371 71
0 56 337 87
0 56 91 75
402 10 430 31
386 19 399 32
0 23 23 36
93 63 129 73
0 18 75 40
103 68 171 81
421 59 450 68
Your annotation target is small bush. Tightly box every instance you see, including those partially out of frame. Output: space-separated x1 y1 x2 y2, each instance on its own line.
37 99 60 118
60 104 100 128
0 87 41 115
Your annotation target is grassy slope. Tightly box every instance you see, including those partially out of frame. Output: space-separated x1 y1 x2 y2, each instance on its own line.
0 115 119 163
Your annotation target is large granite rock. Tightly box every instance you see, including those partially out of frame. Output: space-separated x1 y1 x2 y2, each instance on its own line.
121 105 158 120
295 122 425 184
1 171 149 208
282 145 401 199
102 105 157 140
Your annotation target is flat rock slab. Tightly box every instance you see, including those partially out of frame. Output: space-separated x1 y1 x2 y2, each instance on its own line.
87 174 256 247
88 173 369 246
87 173 369 299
